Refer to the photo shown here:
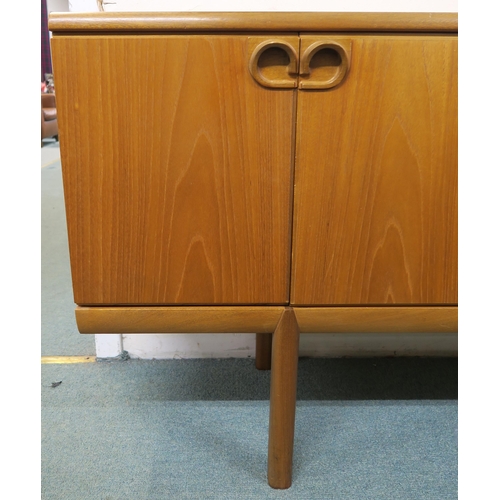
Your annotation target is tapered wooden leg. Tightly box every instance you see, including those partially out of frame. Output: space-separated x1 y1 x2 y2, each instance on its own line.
255 333 272 370
267 307 300 489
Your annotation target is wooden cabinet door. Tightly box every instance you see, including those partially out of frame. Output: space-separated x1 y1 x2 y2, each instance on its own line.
52 35 298 305
291 35 458 305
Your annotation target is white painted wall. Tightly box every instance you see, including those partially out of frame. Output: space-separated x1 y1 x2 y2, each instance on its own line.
68 0 98 11
47 0 69 12
68 0 458 13
63 0 458 359
102 0 458 13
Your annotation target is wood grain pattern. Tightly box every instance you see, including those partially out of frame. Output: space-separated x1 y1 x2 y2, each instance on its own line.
268 308 300 489
52 35 296 305
291 36 458 305
76 306 285 333
48 12 458 33
294 306 457 333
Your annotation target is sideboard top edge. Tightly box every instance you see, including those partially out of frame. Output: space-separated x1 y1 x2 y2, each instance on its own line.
48 12 458 33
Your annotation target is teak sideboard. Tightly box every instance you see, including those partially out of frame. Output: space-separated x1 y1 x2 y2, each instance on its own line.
49 12 458 489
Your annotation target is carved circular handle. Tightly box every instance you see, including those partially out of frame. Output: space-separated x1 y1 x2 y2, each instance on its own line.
249 40 299 89
299 41 351 90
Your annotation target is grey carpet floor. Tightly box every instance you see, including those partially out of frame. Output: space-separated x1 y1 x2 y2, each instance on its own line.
42 359 457 500
41 160 458 499
41 160 95 356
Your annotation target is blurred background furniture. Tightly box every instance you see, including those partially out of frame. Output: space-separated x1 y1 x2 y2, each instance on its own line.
41 93 58 142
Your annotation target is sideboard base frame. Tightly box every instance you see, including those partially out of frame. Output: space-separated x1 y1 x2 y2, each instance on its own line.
75 304 457 488
76 305 458 334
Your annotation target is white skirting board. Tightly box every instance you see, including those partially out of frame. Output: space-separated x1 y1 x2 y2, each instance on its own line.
95 333 457 359
95 334 123 358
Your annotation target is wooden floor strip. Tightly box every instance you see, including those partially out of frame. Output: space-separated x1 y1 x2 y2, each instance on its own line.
41 355 96 364
41 157 61 169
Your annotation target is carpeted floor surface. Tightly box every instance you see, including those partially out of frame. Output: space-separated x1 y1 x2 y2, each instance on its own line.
41 160 95 356
41 159 458 499
42 358 457 500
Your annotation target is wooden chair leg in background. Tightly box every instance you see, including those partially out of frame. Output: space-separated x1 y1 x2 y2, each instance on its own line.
255 333 272 370
267 307 300 489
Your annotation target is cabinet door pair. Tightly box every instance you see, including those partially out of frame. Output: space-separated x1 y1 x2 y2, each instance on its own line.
52 34 457 307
